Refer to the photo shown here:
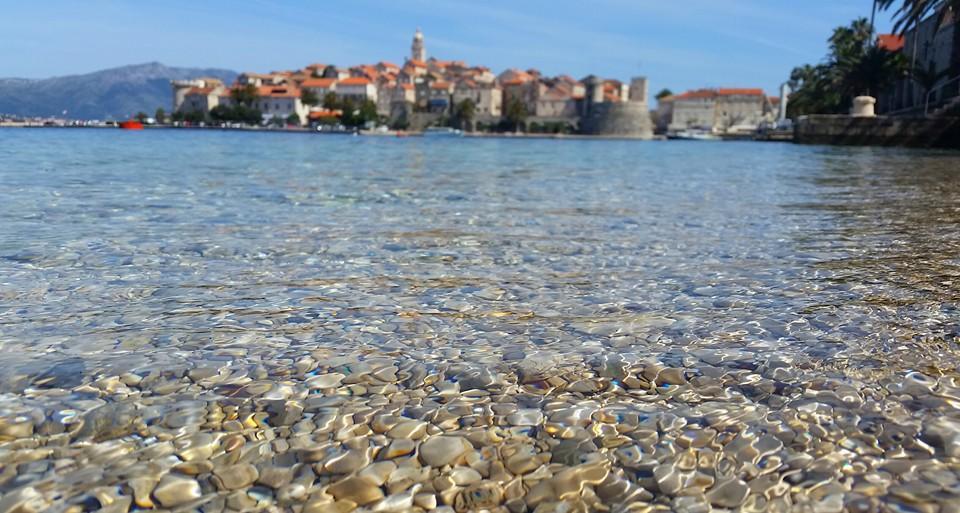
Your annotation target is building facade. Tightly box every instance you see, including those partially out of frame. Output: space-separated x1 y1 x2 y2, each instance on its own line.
664 88 769 133
879 11 957 114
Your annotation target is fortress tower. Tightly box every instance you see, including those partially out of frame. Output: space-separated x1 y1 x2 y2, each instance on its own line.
411 28 426 62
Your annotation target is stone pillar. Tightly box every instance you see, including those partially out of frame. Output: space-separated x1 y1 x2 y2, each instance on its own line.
629 77 649 104
851 96 877 117
778 83 789 122
589 78 604 104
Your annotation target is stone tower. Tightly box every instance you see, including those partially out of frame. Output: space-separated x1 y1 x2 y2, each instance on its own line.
411 28 426 62
629 77 649 105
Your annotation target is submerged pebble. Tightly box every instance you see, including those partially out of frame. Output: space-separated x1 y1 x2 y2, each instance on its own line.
2 135 960 511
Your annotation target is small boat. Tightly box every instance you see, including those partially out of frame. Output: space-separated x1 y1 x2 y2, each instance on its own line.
423 127 462 137
668 129 719 141
118 120 144 130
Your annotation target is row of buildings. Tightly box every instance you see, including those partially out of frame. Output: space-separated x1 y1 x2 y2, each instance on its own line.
173 28 780 136
172 29 656 134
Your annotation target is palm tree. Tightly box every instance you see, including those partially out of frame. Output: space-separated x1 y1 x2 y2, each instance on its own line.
836 45 908 97
877 0 958 33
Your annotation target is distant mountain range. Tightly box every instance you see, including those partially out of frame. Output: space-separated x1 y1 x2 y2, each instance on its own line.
0 62 237 119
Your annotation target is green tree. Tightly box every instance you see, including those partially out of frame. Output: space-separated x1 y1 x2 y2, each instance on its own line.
170 111 185 122
301 89 320 107
135 111 148 123
655 88 673 100
271 115 286 127
155 107 166 124
236 105 263 125
339 98 357 126
504 97 528 132
209 105 233 123
837 45 908 97
209 104 263 125
454 98 476 130
322 92 339 110
286 113 302 126
877 0 960 33
358 99 378 126
184 111 206 124
231 84 259 107
786 17 906 117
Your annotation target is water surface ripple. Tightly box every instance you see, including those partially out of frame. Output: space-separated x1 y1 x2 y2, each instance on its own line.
1 129 959 512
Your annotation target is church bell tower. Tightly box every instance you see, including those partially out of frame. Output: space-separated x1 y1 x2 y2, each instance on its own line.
411 28 426 62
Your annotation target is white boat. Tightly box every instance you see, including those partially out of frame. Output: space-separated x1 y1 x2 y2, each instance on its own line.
423 127 463 137
668 129 720 141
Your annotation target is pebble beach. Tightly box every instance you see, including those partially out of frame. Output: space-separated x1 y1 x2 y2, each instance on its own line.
1 130 960 513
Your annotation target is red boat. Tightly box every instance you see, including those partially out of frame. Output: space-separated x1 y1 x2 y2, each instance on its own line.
118 120 144 130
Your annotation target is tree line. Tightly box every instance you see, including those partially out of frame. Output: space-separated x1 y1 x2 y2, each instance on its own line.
788 0 959 117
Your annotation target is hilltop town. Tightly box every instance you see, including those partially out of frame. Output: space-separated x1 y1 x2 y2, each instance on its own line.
171 29 782 138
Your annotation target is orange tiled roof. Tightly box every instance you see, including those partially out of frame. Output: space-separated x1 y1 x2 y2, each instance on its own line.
258 86 300 98
501 79 527 86
408 59 427 68
674 89 717 100
302 78 336 88
379 61 399 69
718 88 764 96
338 77 372 86
400 83 414 90
186 87 215 95
877 33 905 52
430 81 451 90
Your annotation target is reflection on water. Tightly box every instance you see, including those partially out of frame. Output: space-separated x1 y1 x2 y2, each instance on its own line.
1 129 959 511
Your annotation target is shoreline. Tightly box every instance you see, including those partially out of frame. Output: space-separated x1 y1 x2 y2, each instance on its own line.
0 123 798 142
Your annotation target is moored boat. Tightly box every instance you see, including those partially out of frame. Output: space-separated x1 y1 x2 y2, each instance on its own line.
668 128 719 141
423 127 462 137
118 120 144 130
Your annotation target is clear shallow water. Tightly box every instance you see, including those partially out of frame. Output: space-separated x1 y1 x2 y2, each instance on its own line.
1 128 960 512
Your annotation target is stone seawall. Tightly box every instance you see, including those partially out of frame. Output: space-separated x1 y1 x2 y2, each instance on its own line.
580 103 653 139
795 115 960 149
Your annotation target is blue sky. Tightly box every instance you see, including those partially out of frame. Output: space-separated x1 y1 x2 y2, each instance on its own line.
3 0 894 96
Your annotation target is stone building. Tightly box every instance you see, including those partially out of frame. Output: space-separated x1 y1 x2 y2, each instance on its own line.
453 80 502 117
427 81 453 114
218 85 309 124
301 78 337 99
879 11 958 114
665 88 769 133
336 77 377 104
172 78 224 113
580 76 653 138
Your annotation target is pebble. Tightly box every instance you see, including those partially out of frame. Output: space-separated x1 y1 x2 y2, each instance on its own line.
420 436 470 467
152 474 202 508
328 476 386 506
706 477 750 508
212 463 259 490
